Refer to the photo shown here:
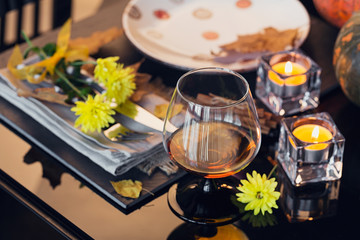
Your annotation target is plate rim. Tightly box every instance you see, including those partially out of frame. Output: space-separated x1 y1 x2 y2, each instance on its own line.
122 0 311 72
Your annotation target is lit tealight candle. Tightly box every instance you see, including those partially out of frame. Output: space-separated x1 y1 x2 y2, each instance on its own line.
289 123 333 164
277 112 344 185
292 124 333 150
270 61 307 85
268 61 308 97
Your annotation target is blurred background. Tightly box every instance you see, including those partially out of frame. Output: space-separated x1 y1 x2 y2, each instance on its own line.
0 0 118 51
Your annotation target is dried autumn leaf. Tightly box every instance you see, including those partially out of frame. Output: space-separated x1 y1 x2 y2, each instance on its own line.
69 27 124 54
130 72 152 102
103 123 130 141
220 27 298 53
33 87 69 105
130 90 148 102
0 69 71 106
154 103 182 119
110 179 142 199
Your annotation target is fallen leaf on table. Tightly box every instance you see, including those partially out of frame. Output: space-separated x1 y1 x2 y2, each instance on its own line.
17 86 69 105
69 27 124 54
32 87 69 104
110 179 142 199
0 69 71 106
220 27 298 53
154 103 183 119
103 123 130 141
130 72 152 102
130 90 148 102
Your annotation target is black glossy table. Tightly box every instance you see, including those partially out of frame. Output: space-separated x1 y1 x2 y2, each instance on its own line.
1 1 360 239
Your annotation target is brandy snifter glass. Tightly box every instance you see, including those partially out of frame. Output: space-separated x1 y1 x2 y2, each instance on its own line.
163 67 262 225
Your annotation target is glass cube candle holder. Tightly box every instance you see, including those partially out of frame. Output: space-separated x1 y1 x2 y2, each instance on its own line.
277 166 340 223
276 112 345 186
255 49 321 116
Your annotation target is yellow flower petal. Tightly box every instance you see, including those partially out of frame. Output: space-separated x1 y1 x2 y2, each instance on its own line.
35 51 64 75
57 18 71 51
7 45 23 67
25 69 46 84
7 45 27 79
65 46 89 62
103 66 136 104
236 170 280 215
94 56 120 82
71 94 115 133
8 19 89 85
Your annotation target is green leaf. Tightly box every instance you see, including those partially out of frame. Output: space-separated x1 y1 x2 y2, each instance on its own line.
42 43 56 57
55 77 71 92
70 63 82 78
80 86 93 96
55 75 94 103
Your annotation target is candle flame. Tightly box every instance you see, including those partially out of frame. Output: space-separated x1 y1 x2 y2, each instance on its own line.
284 61 293 74
311 126 320 140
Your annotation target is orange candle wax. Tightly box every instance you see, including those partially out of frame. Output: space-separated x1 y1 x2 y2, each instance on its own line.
269 61 307 86
292 124 333 150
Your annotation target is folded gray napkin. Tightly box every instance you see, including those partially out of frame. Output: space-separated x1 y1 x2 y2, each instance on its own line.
0 70 175 176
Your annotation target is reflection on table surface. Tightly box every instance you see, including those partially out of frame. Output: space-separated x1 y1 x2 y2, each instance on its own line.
0 124 183 239
2 96 360 240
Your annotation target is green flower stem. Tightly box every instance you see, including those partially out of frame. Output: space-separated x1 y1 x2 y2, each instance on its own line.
267 164 278 180
55 68 87 101
69 61 97 66
69 77 89 85
21 31 47 59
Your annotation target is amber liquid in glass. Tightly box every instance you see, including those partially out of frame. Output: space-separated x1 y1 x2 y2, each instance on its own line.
167 122 256 178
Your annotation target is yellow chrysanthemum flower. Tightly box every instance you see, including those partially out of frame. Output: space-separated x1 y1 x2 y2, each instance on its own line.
103 66 136 104
94 56 119 82
71 94 115 133
236 170 280 215
94 57 136 105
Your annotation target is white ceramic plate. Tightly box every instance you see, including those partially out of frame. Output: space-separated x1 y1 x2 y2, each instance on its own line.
122 0 310 71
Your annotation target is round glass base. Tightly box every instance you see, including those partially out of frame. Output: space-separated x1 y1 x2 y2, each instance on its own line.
167 176 242 226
